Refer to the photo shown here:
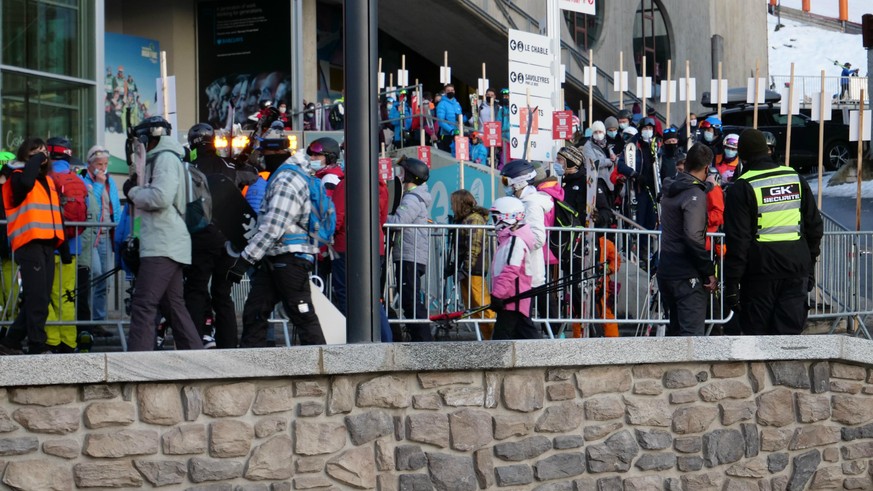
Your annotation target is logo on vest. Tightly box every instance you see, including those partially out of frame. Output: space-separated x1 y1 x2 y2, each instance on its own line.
762 183 800 204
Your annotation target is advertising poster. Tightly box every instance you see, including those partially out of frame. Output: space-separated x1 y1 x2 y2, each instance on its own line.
103 33 160 173
427 163 496 223
197 1 292 127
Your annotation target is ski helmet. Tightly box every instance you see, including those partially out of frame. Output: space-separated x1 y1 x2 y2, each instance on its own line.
639 117 656 129
723 133 740 149
489 196 526 229
133 116 172 146
398 157 429 185
704 116 722 129
187 123 215 150
617 109 633 121
663 125 679 140
622 126 638 143
500 159 537 192
46 137 73 160
307 138 340 165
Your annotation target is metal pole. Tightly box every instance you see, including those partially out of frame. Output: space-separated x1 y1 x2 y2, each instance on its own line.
292 0 305 131
344 0 380 342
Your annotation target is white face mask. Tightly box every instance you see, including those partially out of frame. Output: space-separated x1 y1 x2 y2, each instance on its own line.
724 149 737 159
641 129 654 141
592 132 605 142
690 119 698 127
618 122 629 130
703 131 715 143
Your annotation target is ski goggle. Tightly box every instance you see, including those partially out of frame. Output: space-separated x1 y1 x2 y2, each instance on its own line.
87 148 110 162
307 141 325 157
47 145 72 157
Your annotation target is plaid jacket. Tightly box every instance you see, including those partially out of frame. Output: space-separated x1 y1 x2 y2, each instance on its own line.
242 167 315 262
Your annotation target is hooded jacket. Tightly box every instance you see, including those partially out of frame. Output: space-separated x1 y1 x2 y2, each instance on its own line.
127 136 191 265
536 178 565 266
561 170 587 220
491 223 536 316
724 156 823 281
658 172 715 280
518 185 553 287
387 183 432 264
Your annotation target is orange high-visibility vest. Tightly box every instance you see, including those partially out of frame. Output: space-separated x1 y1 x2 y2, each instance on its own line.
2 173 64 252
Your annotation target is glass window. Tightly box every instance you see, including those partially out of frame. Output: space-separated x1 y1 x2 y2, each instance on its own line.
633 0 671 83
772 112 808 127
1 0 94 79
564 4 604 52
1 70 95 157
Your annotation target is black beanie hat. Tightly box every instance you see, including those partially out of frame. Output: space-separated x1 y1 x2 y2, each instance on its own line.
737 128 769 161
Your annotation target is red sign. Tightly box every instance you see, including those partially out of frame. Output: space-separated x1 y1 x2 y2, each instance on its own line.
378 157 393 181
417 146 431 167
519 107 539 135
483 121 502 147
454 136 470 161
553 110 573 140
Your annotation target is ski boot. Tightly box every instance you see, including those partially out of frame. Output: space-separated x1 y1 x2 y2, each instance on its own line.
155 317 168 350
201 313 216 349
76 331 93 353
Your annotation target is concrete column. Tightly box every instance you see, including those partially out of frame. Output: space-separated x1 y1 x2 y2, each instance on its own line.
303 0 318 105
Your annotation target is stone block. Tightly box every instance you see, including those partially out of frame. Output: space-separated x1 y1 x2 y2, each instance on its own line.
768 452 789 472
133 460 187 486
83 401 135 429
635 429 672 450
821 447 839 462
296 457 325 473
831 362 866 380
485 372 500 408
554 435 585 449
756 388 794 427
742 423 760 458
182 385 202 421
42 438 79 459
844 476 873 490
584 396 624 421
536 401 584 433
596 476 622 491
534 453 585 480
832 394 873 425
346 410 394 446
533 482 574 491
244 435 293 480
831 379 863 394
356 375 409 409
632 365 665 379
712 363 746 378
494 435 552 461
0 437 38 456
787 449 820 491
412 394 440 410
749 362 767 393
448 408 492 451
203 383 256 417
292 476 332 489
625 397 671 426
632 380 662 396
702 429 744 467
502 373 544 412
327 377 354 415
842 460 866 475
137 383 183 425
494 464 533 487
13 407 79 434
809 465 843 489
583 422 623 442
669 390 698 404
251 385 294 415
83 429 159 457
406 413 449 448
677 456 704 472
761 428 794 452
698 380 753 402
634 452 676 471
73 461 144 488
326 446 376 489
494 413 534 440
188 457 244 482
547 382 576 401
294 380 326 397
576 367 631 396
375 440 394 471
209 420 253 458
163 424 208 455
841 441 873 460
294 421 346 455
622 476 663 491
663 369 698 389
789 426 841 450
9 386 76 406
586 430 639 473
794 393 830 423
438 387 484 407
395 445 426 471
672 406 718 434
726 458 767 478
673 436 701 453
0 409 17 433
680 471 723 490
417 372 474 388
82 384 121 401
398 474 432 490
768 361 811 389
720 400 757 426
254 416 287 438
425 452 477 491
547 368 574 381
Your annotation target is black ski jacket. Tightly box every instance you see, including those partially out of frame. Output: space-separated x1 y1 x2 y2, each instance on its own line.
658 171 715 280
723 156 823 282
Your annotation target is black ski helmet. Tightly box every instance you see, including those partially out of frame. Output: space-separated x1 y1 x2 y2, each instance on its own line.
188 123 215 150
307 138 340 165
617 109 633 121
500 159 536 180
133 116 172 146
46 137 73 160
399 157 429 185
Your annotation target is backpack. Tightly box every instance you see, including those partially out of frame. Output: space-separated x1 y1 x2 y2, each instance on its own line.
180 162 213 234
268 163 336 247
329 102 345 129
51 171 89 238
549 199 583 262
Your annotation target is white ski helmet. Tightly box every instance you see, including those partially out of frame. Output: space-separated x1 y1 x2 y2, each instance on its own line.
490 196 526 230
723 133 740 149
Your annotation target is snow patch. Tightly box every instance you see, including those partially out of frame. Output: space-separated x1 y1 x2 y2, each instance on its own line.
767 11 868 80
776 0 865 24
807 172 873 198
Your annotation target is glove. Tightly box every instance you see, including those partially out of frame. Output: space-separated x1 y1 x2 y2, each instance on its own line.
808 272 816 292
27 152 47 168
488 296 505 312
59 242 73 265
123 177 136 200
725 282 741 312
227 256 254 283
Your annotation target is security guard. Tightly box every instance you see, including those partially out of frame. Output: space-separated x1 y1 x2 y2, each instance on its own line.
723 129 823 335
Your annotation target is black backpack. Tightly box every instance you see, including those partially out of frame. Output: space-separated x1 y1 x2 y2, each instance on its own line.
549 200 583 262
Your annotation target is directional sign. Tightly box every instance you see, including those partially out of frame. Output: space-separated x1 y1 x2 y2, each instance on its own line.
454 136 470 161
746 78 767 104
660 80 677 103
508 61 554 98
553 110 573 140
779 87 800 115
849 110 871 142
508 29 553 68
378 157 393 181
508 128 554 161
483 121 502 147
510 104 547 132
679 77 696 101
810 92 833 122
709 79 728 104
559 0 595 15
417 146 431 167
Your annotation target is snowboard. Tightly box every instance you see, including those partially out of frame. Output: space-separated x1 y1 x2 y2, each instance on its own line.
624 142 638 222
580 148 600 338
206 174 258 254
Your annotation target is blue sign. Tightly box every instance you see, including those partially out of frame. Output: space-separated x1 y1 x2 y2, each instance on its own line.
427 162 498 223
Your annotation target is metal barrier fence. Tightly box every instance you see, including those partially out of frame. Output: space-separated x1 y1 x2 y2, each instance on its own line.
769 75 869 106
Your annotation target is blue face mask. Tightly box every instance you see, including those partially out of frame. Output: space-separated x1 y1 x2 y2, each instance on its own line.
607 130 618 139
552 163 565 177
504 185 515 196
724 149 737 159
310 159 325 171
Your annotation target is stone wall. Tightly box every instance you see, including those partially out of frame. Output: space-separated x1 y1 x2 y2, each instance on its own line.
1 357 873 489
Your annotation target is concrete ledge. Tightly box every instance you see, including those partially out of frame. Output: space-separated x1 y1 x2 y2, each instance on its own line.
0 335 865 386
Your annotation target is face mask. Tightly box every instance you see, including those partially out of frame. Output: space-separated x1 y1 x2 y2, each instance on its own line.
703 131 715 143
263 154 287 173
552 163 565 177
387 103 394 111
500 98 510 107
279 107 286 114
309 159 325 171
504 185 516 196
445 92 455 99
690 119 698 127
485 97 493 104
607 130 618 139
724 149 737 159
619 122 629 130
641 129 654 140
592 132 605 142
